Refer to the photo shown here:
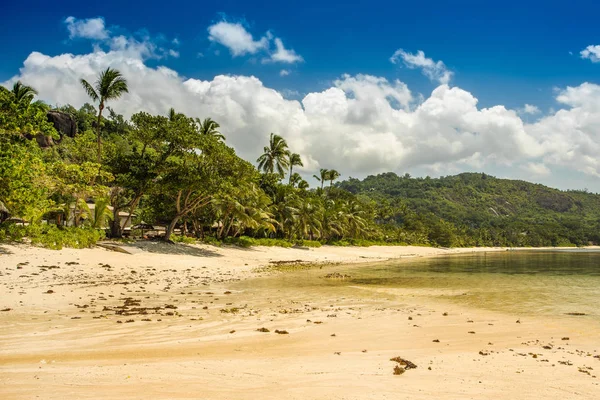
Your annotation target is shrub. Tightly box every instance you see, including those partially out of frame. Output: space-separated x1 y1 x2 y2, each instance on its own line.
171 235 196 244
0 223 105 249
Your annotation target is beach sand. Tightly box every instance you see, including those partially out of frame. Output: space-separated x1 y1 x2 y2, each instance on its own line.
1 242 598 399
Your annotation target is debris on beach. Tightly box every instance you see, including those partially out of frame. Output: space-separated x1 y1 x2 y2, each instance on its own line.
390 356 417 370
275 329 289 334
323 272 351 279
256 327 270 332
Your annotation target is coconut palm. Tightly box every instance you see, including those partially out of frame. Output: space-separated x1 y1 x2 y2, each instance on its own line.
288 153 303 184
198 118 225 141
328 169 340 187
313 168 329 191
89 198 113 228
256 133 290 178
297 179 309 190
11 81 38 105
80 68 129 163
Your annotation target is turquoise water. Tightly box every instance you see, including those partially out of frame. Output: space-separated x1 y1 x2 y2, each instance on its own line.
240 250 600 319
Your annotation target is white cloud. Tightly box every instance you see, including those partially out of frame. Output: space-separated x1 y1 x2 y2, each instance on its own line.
64 16 109 40
207 21 268 56
64 16 178 61
207 19 303 64
268 38 303 63
390 49 452 84
520 104 540 115
580 45 600 62
7 34 600 186
522 162 551 176
280 69 290 76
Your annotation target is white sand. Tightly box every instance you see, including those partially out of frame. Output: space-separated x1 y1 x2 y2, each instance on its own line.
1 242 598 399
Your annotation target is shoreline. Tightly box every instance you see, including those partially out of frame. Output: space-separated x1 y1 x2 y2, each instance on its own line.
1 243 599 399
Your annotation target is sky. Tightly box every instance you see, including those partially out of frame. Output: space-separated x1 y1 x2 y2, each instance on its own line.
2 0 600 191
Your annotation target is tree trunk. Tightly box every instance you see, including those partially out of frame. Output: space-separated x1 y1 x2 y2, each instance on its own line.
96 101 104 164
164 216 181 242
110 208 122 238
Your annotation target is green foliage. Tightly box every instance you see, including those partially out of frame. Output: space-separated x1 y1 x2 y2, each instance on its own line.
171 235 196 244
338 172 600 247
5 76 597 250
0 224 105 249
295 239 322 248
0 136 54 222
0 85 57 137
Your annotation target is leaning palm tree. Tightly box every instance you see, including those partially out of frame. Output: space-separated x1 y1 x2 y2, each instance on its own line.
80 67 129 163
256 133 290 178
313 168 329 191
328 169 340 188
198 118 225 141
12 81 38 105
288 153 303 185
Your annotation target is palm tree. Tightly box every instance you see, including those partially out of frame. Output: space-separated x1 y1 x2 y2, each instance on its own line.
328 169 340 187
12 81 38 105
198 118 225 141
288 153 303 184
80 67 129 163
256 133 290 178
313 168 329 191
90 198 113 228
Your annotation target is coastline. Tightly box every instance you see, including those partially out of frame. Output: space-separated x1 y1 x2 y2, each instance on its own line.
1 243 598 399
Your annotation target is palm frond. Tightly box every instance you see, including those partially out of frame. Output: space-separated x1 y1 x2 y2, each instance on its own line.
80 79 99 102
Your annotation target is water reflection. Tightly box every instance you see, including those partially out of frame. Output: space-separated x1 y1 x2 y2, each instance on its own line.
235 250 600 319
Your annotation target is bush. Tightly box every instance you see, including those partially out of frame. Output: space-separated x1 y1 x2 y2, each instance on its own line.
171 235 196 244
0 223 105 250
295 239 322 248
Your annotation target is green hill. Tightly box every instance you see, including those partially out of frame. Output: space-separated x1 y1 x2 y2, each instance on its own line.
338 172 600 247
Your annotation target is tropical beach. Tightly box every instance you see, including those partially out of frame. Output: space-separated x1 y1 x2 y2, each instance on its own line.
4 1 600 399
1 243 599 399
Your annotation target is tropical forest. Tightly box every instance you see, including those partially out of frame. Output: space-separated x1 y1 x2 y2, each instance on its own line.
2 68 600 249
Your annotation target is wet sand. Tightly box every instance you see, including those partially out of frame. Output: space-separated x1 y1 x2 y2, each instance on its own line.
1 243 598 399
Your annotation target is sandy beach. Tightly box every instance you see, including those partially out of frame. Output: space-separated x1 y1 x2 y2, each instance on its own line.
1 242 598 399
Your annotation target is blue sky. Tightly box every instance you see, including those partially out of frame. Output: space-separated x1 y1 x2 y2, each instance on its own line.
2 0 600 190
3 0 598 109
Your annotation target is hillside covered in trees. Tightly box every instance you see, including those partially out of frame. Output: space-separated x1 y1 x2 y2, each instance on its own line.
1 68 599 249
338 172 600 247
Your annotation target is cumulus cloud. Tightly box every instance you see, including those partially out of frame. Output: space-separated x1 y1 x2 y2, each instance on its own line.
64 16 178 61
580 45 600 62
267 38 303 63
280 69 290 76
6 25 600 183
519 104 541 115
207 21 269 56
64 16 109 40
527 82 600 177
522 162 551 176
207 19 302 63
390 49 452 84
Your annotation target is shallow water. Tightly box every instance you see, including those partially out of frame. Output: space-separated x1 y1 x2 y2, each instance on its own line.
237 250 600 320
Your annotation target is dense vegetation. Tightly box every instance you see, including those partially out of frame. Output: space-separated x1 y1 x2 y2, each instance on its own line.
339 172 600 247
1 69 598 249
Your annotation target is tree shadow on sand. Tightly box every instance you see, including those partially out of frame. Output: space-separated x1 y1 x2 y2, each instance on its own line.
125 240 223 257
0 245 12 255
